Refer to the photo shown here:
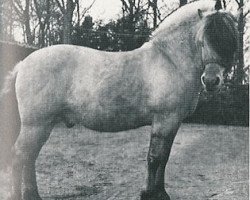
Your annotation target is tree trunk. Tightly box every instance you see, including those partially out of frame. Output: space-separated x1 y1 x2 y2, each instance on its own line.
235 0 244 84
62 0 75 44
63 15 71 44
128 0 135 32
45 0 50 46
152 0 157 29
24 0 33 45
33 0 51 47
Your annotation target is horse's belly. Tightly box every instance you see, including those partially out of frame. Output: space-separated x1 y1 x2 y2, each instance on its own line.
84 113 152 132
63 105 152 132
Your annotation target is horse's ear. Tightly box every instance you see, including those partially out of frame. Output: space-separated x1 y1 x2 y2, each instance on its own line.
215 0 222 10
198 9 203 19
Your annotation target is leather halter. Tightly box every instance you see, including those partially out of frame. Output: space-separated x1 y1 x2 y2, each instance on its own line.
199 43 228 71
201 58 228 70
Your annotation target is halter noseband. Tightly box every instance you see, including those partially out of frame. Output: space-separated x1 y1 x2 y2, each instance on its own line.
201 58 228 70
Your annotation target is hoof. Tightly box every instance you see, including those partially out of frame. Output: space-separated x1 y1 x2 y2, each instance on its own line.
23 189 42 200
140 189 170 200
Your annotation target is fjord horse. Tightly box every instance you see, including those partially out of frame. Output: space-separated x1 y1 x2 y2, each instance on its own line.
1 1 238 199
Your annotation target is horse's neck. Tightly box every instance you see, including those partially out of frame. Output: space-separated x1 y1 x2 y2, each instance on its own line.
152 19 202 73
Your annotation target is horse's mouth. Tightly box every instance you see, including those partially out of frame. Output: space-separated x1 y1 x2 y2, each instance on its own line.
203 85 222 94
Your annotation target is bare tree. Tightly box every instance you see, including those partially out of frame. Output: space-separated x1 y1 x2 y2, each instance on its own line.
33 0 51 47
77 0 96 27
120 0 150 33
55 0 96 44
148 0 180 29
234 0 249 84
148 0 159 29
55 0 76 44
11 0 34 45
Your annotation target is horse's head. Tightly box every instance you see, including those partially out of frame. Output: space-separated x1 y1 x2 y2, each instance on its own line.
197 2 238 92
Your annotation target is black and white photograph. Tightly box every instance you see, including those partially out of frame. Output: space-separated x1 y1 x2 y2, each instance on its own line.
0 0 249 199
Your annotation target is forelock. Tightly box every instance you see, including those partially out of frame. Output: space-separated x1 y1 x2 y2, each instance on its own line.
202 11 239 68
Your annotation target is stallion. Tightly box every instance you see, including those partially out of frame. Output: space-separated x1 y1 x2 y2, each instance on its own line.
1 0 238 199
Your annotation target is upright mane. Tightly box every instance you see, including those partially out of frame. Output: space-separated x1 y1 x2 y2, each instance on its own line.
150 1 216 61
198 11 238 67
150 0 238 70
152 1 215 38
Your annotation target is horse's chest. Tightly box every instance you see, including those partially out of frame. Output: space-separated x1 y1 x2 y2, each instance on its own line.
145 70 200 116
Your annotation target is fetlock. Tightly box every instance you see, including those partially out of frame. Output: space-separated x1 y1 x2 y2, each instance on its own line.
140 189 170 200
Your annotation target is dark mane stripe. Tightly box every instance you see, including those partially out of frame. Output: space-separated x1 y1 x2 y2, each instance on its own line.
204 11 238 68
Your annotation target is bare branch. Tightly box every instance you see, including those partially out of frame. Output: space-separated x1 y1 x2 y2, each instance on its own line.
137 0 141 10
55 0 65 12
11 3 23 17
13 0 24 12
44 0 50 23
234 0 240 7
157 7 162 21
121 0 129 12
33 0 42 20
11 0 24 17
243 9 250 18
158 7 179 26
61 0 65 10
80 0 96 21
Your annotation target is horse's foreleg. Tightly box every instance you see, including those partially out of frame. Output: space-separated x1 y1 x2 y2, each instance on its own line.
11 124 52 200
141 114 180 200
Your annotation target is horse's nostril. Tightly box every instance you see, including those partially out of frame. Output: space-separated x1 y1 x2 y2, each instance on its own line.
215 77 220 86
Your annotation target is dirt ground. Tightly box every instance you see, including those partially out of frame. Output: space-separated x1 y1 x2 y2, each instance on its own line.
0 123 248 200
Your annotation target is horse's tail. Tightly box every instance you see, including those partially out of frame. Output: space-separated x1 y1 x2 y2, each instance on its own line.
0 65 21 169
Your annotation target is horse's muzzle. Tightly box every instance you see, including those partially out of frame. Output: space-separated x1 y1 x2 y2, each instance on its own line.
201 74 222 92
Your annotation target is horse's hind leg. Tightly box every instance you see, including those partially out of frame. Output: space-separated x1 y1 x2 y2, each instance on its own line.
11 124 53 200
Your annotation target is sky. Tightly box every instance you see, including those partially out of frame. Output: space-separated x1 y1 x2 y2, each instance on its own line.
82 0 122 22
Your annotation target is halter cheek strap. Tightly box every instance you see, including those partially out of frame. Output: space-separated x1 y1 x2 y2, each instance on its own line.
199 43 228 71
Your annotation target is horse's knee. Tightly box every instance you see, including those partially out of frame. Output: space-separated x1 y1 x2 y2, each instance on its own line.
147 144 167 169
147 154 161 170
